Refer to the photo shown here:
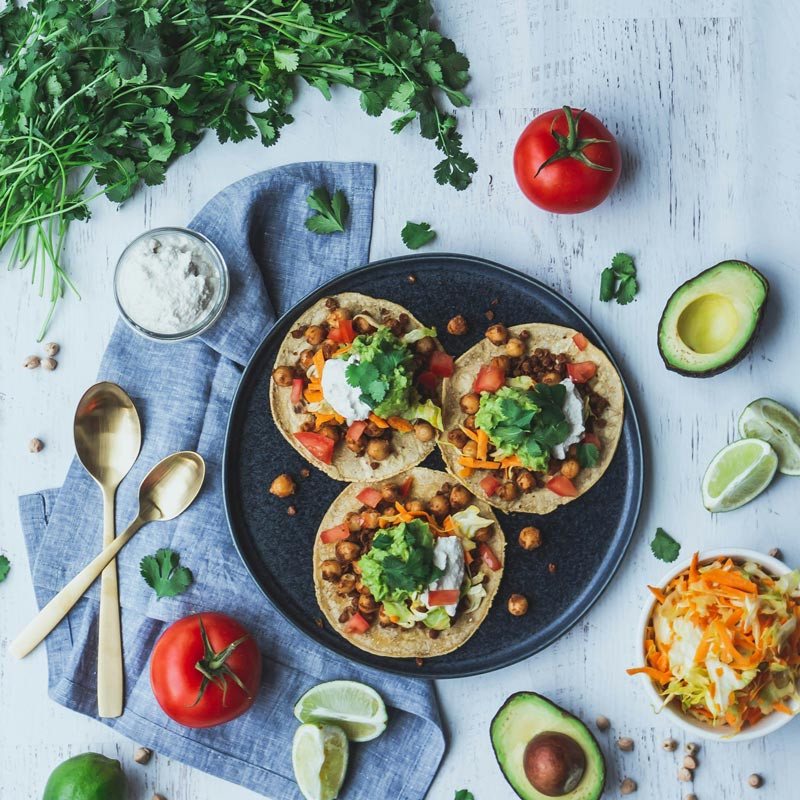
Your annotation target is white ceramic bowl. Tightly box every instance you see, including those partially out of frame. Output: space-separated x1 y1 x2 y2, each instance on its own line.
634 547 799 741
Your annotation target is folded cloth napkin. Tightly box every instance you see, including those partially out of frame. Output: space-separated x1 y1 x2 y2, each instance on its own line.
19 162 444 800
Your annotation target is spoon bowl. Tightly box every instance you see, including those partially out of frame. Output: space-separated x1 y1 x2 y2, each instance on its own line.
138 451 206 522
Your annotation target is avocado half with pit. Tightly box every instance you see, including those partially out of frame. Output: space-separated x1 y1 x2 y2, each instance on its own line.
658 260 768 377
490 692 605 800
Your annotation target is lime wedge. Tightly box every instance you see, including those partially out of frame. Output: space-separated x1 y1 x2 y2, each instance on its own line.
294 680 388 742
739 398 800 475
292 723 348 800
702 438 778 512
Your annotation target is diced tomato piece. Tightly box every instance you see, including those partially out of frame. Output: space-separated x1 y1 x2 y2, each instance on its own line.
343 612 370 634
473 365 506 393
416 370 438 392
400 476 414 498
429 350 454 378
356 487 383 508
582 432 601 449
291 378 304 404
427 589 461 607
566 361 597 384
478 543 502 571
546 476 578 497
572 332 588 351
346 420 367 442
479 474 501 497
320 523 350 544
328 318 356 344
294 431 335 464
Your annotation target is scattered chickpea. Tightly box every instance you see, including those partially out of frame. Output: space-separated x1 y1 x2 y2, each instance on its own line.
304 325 325 345
286 505 297 516
595 715 610 731
134 746 152 765
448 429 468 449
541 371 561 385
428 494 450 518
28 438 44 453
271 366 294 386
44 342 60 357
41 357 58 371
366 438 391 461
299 349 315 368
683 755 697 770
408 274 416 283
414 421 435 443
518 526 542 550
560 458 580 479
507 594 528 616
485 323 509 345
336 541 361 563
463 414 477 431
405 500 425 513
459 392 480 415
461 440 478 458
449 484 473 511
381 484 399 503
490 355 510 373
662 738 677 751
748 774 763 789
620 778 637 795
269 473 296 498
415 336 436 355
447 314 468 335
357 594 378 614
617 737 634 752
769 547 783 560
320 560 342 582
497 481 518 502
24 355 40 369
505 337 525 357
685 742 700 755
337 574 357 595
515 469 536 492
677 767 693 782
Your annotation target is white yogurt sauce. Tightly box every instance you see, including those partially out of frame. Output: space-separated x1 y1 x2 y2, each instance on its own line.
320 355 372 425
421 536 465 616
116 231 220 335
551 378 586 459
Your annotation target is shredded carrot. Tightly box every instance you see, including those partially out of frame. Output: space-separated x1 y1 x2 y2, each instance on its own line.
774 702 794 715
459 425 479 442
702 568 758 594
304 388 323 403
457 456 502 470
626 666 671 684
333 344 352 357
500 455 522 469
458 467 474 478
387 416 413 432
648 585 667 604
689 550 700 583
314 413 338 429
312 348 326 379
369 413 389 428
476 429 489 461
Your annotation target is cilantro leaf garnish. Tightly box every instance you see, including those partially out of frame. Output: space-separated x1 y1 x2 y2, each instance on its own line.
345 328 413 412
305 187 350 234
401 221 437 250
599 252 638 305
0 555 10 583
651 528 681 563
140 548 194 600
455 792 475 800
577 442 599 468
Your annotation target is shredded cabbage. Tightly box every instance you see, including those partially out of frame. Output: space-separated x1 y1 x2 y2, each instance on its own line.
402 325 437 344
401 398 444 430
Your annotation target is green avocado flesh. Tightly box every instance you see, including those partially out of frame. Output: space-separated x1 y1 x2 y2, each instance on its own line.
491 693 605 800
658 260 768 376
43 753 127 800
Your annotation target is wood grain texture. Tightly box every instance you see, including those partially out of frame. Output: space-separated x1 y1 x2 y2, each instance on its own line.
2 1 798 797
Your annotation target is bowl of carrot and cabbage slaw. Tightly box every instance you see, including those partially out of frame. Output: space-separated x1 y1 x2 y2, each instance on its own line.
630 548 800 740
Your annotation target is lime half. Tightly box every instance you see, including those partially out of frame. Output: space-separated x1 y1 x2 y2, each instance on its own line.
294 680 388 742
739 398 800 475
292 723 348 800
702 438 778 512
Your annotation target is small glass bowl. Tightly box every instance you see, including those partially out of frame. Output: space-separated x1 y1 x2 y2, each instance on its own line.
113 226 230 342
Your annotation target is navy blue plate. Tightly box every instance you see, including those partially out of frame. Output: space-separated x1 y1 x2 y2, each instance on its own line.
223 254 643 678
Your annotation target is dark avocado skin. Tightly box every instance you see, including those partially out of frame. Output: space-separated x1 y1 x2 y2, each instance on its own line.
490 691 606 800
657 260 769 378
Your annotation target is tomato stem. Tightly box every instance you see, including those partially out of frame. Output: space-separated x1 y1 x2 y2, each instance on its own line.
534 105 614 177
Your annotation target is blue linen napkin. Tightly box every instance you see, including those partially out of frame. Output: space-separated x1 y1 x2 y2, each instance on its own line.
19 162 444 800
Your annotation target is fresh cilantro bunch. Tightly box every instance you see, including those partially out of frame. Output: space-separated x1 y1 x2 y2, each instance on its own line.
140 548 194 600
599 253 638 305
651 527 681 562
372 526 442 594
0 0 476 337
346 328 414 411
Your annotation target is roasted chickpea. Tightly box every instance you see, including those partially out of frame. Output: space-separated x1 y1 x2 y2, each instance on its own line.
335 541 361 563
327 307 352 325
320 339 337 359
354 577 365 593
346 437 366 455
506 337 525 357
449 484 473 511
305 325 325 345
344 511 362 532
381 484 400 503
461 440 478 458
508 593 529 616
518 526 542 550
366 438 391 461
447 314 468 336
320 559 342 582
336 573 357 595
318 424 340 443
463 414 477 431
474 525 492 543
358 594 379 614
541 371 562 385
428 494 450 518
497 481 519 501
490 355 511 373
459 392 481 415
271 366 294 386
362 420 383 438
353 316 376 335
414 336 436 355
351 560 362 575
414 421 435 442
405 499 426 513
269 473 296 498
514 469 536 492
299 349 315 369
561 459 580 479
360 509 380 529
485 323 509 345
448 429 469 449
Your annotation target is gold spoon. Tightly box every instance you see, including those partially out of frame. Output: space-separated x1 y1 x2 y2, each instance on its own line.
74 382 142 718
10 451 205 661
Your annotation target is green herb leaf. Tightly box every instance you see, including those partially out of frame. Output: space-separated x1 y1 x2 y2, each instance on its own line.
401 221 437 250
305 187 349 235
651 528 681 563
140 548 194 600
611 252 636 277
599 267 616 302
577 442 599 468
0 555 10 583
599 253 638 305
454 791 475 800
615 276 638 305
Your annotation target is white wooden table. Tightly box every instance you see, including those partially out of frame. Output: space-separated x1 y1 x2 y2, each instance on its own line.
2 1 798 797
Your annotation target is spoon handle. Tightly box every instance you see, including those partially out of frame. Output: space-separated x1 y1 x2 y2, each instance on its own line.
9 516 145 660
97 486 123 718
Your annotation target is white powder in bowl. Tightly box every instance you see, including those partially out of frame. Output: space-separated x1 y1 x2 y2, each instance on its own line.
116 231 221 335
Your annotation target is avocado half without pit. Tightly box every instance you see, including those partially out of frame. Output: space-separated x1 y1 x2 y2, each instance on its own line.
658 260 768 377
490 692 605 800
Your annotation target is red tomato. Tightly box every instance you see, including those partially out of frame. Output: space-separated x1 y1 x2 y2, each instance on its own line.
320 523 351 544
344 612 370 634
427 589 461 606
479 474 500 497
356 487 382 508
566 361 597 383
513 106 621 214
582 432 601 449
473 365 505 393
400 476 414 498
328 319 356 344
572 332 588 351
346 420 367 442
150 613 261 729
547 476 578 497
290 378 304 404
429 351 454 378
478 543 502 571
416 370 438 392
294 431 335 464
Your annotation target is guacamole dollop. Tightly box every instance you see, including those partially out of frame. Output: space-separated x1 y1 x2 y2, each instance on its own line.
359 519 442 603
474 384 570 471
345 326 414 418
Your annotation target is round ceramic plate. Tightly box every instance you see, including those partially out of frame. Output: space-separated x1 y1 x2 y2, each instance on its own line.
223 254 644 678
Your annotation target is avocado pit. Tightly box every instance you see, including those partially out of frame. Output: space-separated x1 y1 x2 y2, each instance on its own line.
524 731 587 796
676 293 739 354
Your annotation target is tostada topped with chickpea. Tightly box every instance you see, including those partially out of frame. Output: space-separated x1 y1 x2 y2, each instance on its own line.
313 467 505 658
270 292 452 481
439 322 625 514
